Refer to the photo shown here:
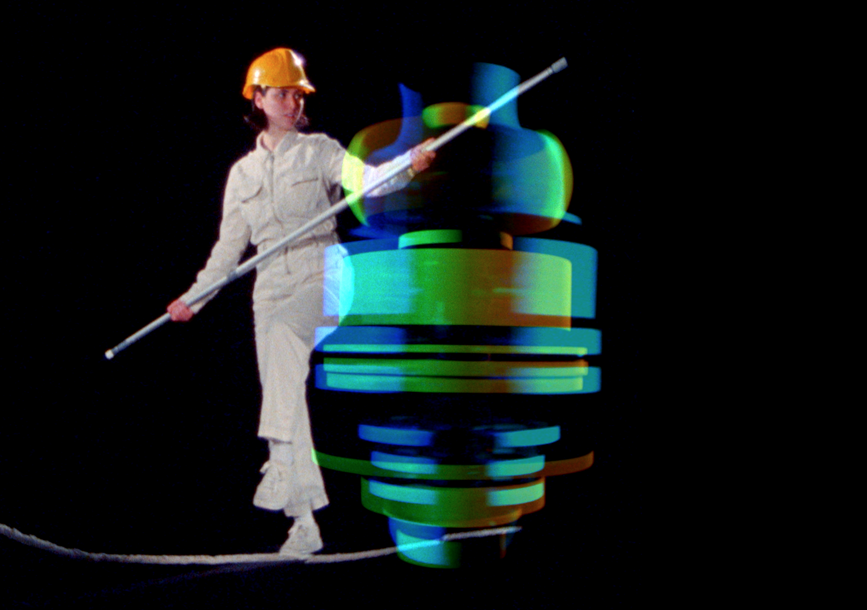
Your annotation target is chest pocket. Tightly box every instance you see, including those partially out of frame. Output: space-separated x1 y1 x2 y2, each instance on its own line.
275 176 325 221
237 180 266 230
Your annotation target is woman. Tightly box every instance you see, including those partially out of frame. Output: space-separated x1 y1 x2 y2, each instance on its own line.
167 48 434 554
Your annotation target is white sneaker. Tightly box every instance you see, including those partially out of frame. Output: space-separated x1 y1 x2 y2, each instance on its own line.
253 461 292 511
279 520 324 555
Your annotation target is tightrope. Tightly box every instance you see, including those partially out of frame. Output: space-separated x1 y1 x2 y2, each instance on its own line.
1 523 520 565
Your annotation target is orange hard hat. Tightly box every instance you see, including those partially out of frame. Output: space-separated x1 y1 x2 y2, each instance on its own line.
242 48 315 99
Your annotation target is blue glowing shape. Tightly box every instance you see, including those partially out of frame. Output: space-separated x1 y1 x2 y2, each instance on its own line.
344 63 573 235
365 84 425 165
388 519 455 567
359 423 435 446
514 238 597 319
470 63 521 128
370 451 546 477
357 422 560 447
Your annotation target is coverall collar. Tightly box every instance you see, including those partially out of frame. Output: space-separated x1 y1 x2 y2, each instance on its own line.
255 130 300 157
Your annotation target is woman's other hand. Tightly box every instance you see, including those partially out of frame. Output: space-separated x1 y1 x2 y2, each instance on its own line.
410 138 436 173
168 299 194 322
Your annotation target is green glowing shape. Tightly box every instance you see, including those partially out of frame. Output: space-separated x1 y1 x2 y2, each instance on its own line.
339 249 571 327
397 229 465 248
324 357 588 378
315 365 600 394
342 117 402 220
422 102 488 129
368 479 545 507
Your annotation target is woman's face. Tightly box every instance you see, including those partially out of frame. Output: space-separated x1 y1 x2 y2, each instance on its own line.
254 87 305 132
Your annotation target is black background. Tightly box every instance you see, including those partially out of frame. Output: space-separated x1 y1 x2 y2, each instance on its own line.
2 2 637 607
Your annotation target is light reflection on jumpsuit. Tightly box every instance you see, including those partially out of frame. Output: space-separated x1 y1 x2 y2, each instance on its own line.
181 129 412 516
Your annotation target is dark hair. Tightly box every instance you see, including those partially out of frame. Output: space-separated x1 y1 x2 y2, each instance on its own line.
243 86 310 132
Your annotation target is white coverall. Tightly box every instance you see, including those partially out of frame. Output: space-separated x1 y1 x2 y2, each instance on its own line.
182 130 412 516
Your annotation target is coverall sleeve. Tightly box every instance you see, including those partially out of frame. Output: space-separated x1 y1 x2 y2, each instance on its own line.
180 165 252 313
323 137 413 199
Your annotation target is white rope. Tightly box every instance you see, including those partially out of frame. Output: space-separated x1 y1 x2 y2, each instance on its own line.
0 522 520 565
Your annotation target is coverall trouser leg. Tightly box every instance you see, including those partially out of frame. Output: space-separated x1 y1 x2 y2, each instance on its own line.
254 273 329 516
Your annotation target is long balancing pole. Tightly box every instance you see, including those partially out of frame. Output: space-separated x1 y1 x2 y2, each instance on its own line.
105 58 568 360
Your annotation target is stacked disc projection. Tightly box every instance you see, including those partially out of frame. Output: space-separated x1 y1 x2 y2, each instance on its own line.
308 63 600 567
